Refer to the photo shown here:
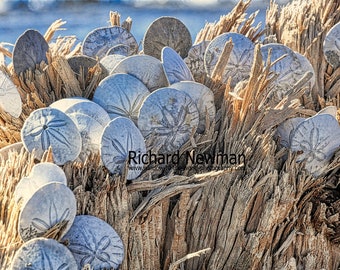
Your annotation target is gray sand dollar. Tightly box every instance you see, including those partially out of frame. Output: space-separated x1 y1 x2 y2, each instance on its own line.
67 55 108 78
138 87 199 153
161 46 194 85
316 105 338 119
111 55 169 92
18 182 77 242
101 117 146 180
323 22 340 68
82 26 138 59
276 117 305 148
13 29 49 75
11 238 77 270
107 44 131 56
184 40 210 79
0 69 22 117
62 215 124 270
143 16 192 60
21 108 82 165
93 73 150 122
204 32 255 86
171 81 215 133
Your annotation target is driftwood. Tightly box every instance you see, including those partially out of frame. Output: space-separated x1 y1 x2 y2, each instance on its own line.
0 0 339 269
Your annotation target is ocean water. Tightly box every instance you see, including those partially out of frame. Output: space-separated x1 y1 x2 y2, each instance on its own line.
0 1 268 49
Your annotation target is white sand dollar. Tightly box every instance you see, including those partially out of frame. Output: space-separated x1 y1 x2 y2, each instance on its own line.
184 40 210 79
101 117 146 180
295 52 315 89
0 69 22 117
261 43 306 99
111 55 169 92
82 26 138 59
316 105 338 119
276 117 305 148
12 29 49 75
100 54 126 73
93 73 150 122
290 114 340 176
14 162 67 205
21 108 81 165
138 87 199 153
11 238 77 270
161 46 194 85
170 81 215 133
50 97 110 127
323 22 340 68
62 215 124 270
143 16 192 60
204 32 255 86
107 44 130 56
18 182 77 242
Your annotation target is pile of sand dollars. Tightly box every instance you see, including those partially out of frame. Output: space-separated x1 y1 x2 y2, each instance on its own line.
1 15 340 270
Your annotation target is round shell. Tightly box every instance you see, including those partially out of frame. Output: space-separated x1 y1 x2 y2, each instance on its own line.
138 87 199 153
161 46 194 85
0 69 22 118
100 54 126 73
0 142 24 160
14 162 67 205
276 117 305 148
50 97 111 127
316 105 338 119
143 16 192 60
21 107 82 165
290 114 340 176
18 182 77 242
170 81 215 133
295 52 315 89
323 22 340 68
204 32 255 86
111 55 169 92
13 29 49 75
62 215 124 270
67 55 108 78
93 73 150 122
260 43 306 99
82 26 138 59
101 117 146 180
184 40 210 79
107 44 131 56
11 238 77 270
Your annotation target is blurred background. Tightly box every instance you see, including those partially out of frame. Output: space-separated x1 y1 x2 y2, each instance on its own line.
0 0 289 49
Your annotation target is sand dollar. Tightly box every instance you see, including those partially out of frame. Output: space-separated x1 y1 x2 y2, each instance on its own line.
323 22 340 68
0 69 22 117
184 40 210 79
101 117 146 180
11 238 77 270
62 215 124 270
107 44 131 56
276 117 305 148
295 52 315 89
67 55 108 78
111 55 169 92
13 29 49 75
18 182 77 242
204 32 255 86
93 73 150 122
82 26 138 59
290 114 340 176
143 16 192 60
170 81 215 133
50 97 110 127
21 107 82 165
316 106 338 119
138 87 199 153
0 142 24 160
161 46 194 85
100 54 126 73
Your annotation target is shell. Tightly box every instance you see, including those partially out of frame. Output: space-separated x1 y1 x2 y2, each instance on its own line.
50 97 111 127
11 238 77 270
290 114 340 176
0 142 24 160
137 87 199 153
161 46 194 85
82 26 138 59
93 73 150 123
0 69 22 118
295 52 316 89
100 54 126 73
18 182 77 242
67 55 108 78
12 29 49 75
170 81 215 133
204 32 255 86
111 55 169 92
184 40 210 79
143 16 192 60
14 162 67 205
323 22 340 68
107 44 131 56
21 107 82 165
100 117 146 180
260 43 306 99
276 117 305 148
316 105 338 119
62 215 124 270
